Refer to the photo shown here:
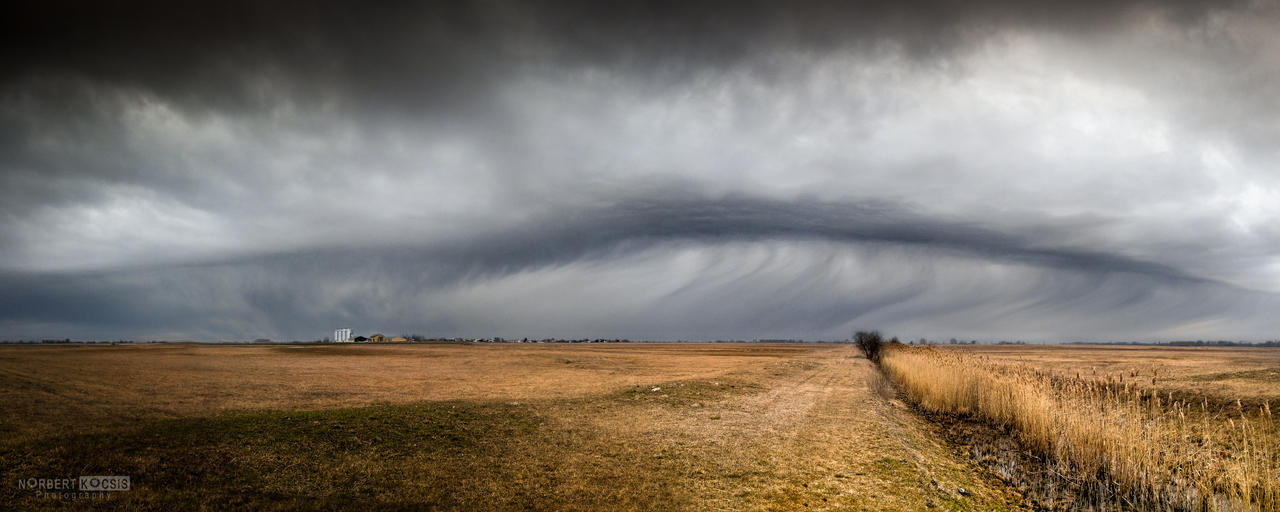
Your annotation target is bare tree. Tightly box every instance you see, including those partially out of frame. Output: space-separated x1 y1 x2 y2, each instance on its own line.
854 330 885 363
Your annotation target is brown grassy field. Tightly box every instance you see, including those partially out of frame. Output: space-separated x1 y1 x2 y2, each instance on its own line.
882 344 1280 511
0 343 812 442
0 342 1024 510
955 344 1280 403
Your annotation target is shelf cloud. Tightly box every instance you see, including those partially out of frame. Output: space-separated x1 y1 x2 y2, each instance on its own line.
2 0 1278 341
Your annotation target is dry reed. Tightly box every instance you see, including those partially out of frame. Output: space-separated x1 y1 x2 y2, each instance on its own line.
880 345 1279 511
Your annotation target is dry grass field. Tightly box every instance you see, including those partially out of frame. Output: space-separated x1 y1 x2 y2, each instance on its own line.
0 342 1024 510
955 344 1280 403
0 343 809 442
7 342 1275 511
882 344 1280 511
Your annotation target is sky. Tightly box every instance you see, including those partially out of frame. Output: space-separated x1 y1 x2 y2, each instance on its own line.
2 0 1279 342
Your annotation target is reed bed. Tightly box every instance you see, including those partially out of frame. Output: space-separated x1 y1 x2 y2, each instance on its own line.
880 345 1279 511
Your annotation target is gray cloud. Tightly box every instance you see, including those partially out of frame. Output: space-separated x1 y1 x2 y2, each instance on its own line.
2 0 1278 341
3 195 1277 341
0 0 1253 116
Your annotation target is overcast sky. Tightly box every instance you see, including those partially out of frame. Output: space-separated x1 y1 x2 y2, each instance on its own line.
2 0 1278 341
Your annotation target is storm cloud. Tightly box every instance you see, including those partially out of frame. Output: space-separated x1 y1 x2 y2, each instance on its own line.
2 0 1278 341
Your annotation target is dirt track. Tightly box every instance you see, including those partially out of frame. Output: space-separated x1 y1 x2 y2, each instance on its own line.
602 345 1026 509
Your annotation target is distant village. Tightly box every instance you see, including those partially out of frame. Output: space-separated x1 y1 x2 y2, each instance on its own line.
327 328 631 344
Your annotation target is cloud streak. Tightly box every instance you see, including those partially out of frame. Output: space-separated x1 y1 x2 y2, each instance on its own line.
3 195 1276 341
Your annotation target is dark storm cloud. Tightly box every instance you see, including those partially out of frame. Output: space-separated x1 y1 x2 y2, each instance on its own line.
2 0 1279 340
5 195 1275 341
430 194 1208 285
0 0 1246 114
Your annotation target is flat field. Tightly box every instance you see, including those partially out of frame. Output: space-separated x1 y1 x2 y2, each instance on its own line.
953 344 1280 403
4 342 1276 511
0 342 1022 510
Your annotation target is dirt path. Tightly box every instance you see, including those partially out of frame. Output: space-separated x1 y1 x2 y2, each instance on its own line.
563 346 1027 510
